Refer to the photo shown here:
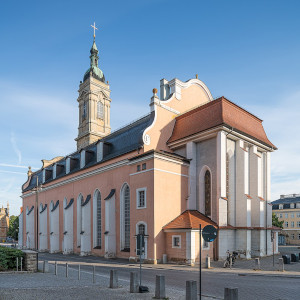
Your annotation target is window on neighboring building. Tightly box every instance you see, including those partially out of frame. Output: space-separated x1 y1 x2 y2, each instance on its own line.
297 221 300 227
290 203 295 208
205 170 211 216
291 221 295 228
285 213 288 218
137 165 141 172
298 234 300 240
172 235 181 248
291 213 294 218
142 163 146 170
97 101 104 119
279 213 283 218
291 234 295 240
285 222 288 228
136 188 146 209
297 213 300 218
279 204 283 209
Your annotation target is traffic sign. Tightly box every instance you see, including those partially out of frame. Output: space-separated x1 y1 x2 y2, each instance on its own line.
202 225 218 242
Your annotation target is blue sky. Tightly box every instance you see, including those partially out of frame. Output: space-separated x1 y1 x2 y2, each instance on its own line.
1 0 300 216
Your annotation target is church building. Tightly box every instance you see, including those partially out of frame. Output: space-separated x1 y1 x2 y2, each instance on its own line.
0 203 9 241
20 32 278 264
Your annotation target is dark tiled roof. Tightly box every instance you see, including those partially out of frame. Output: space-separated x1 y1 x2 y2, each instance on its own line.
271 196 300 205
23 113 154 193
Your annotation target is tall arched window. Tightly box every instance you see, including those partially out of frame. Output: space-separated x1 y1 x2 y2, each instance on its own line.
77 194 83 247
97 101 104 119
82 102 87 120
93 190 101 248
205 170 211 216
120 184 130 251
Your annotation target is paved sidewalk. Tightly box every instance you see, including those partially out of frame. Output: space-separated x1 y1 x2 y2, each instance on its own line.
0 263 218 300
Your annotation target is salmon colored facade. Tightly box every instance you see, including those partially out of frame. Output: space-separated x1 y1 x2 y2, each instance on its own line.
20 37 278 264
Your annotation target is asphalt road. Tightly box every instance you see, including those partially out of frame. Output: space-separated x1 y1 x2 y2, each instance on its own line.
38 252 300 300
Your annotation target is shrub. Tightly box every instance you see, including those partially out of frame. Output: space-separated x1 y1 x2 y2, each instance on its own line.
0 246 24 271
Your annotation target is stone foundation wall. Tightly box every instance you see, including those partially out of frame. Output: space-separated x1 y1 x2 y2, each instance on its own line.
22 250 37 272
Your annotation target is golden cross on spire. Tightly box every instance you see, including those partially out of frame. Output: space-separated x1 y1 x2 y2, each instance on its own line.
91 22 98 38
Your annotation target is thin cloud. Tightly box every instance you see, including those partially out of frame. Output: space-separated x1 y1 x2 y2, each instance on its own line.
0 163 38 170
0 170 26 175
10 132 22 165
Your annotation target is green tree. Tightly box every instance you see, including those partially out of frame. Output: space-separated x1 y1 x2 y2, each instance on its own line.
7 216 19 240
272 213 283 229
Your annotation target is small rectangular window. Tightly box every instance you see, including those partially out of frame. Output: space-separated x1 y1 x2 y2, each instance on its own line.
285 222 288 228
279 213 283 218
297 221 300 227
136 188 146 209
291 234 295 240
297 213 300 218
291 213 294 218
137 165 141 172
298 234 300 240
291 221 295 228
285 213 288 218
142 163 146 170
172 235 181 248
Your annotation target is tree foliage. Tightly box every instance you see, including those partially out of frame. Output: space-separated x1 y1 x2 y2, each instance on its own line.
7 215 19 240
272 213 283 229
0 246 24 270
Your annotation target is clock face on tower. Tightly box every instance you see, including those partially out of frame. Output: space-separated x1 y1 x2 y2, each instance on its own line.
143 134 151 145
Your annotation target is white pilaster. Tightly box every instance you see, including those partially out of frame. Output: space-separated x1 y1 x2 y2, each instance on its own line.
186 142 197 210
217 131 226 199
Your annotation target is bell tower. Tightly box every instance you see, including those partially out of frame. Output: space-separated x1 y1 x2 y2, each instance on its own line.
75 24 111 150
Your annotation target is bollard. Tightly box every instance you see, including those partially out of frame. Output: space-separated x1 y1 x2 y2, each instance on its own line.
16 257 18 272
93 266 96 284
66 263 69 277
20 257 23 271
43 261 49 273
186 280 197 300
205 256 211 269
78 264 81 280
109 270 118 288
224 287 238 300
55 261 58 275
155 275 166 299
254 258 260 270
130 272 139 293
278 258 284 272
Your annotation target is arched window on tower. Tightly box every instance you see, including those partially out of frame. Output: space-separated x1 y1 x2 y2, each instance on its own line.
97 101 104 119
120 184 130 251
82 102 87 121
93 189 101 248
205 170 211 216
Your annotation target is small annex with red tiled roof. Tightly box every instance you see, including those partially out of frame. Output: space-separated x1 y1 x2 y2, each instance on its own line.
163 210 218 230
168 96 276 149
163 210 217 264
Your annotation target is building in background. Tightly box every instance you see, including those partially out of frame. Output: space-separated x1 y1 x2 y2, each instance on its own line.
20 32 278 263
272 194 300 245
0 203 9 241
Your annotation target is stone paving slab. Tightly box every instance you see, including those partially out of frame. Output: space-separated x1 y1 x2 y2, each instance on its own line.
0 263 218 300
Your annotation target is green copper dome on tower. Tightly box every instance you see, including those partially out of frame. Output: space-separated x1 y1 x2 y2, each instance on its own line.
83 38 105 83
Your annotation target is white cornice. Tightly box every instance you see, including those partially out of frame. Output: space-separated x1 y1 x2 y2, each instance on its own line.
168 125 274 152
128 152 189 166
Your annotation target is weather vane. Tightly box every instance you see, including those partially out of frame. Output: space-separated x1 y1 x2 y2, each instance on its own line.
91 22 98 39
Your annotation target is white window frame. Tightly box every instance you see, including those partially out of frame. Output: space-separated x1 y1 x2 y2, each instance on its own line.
279 213 283 218
291 221 295 228
136 187 147 209
285 213 288 218
279 204 283 209
172 235 181 248
285 221 288 228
